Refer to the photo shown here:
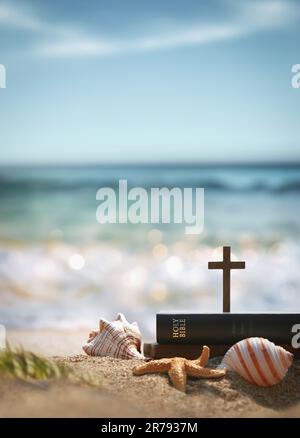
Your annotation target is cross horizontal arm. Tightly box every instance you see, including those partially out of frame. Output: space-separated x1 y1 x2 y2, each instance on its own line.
230 261 245 269
208 262 224 269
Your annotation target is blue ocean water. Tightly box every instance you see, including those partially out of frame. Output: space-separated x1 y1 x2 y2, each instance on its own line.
0 164 299 336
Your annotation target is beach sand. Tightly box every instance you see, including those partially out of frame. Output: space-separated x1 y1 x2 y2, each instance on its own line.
1 329 300 418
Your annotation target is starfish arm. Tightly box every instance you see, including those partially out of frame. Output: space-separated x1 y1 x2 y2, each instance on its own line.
194 345 210 366
186 362 226 379
168 362 186 392
133 359 170 375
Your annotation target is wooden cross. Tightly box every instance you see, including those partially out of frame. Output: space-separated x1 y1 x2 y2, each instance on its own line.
208 246 245 313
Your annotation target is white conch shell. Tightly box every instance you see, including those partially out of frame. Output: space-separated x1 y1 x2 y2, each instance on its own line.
83 313 145 360
220 337 293 387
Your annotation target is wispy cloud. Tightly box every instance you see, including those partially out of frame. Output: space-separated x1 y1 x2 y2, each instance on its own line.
0 2 40 31
37 25 241 57
1 0 299 58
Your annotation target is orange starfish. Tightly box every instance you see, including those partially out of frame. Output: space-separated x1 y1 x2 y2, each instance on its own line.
133 346 225 392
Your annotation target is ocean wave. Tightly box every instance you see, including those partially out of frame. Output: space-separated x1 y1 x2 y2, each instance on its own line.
1 176 300 193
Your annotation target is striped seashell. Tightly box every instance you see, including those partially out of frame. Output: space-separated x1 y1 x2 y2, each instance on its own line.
220 337 293 387
83 313 145 360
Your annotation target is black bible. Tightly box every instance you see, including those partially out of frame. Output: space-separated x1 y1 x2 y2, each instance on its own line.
156 313 300 344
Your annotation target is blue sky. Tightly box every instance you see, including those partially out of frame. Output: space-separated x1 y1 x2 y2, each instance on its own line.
0 0 299 164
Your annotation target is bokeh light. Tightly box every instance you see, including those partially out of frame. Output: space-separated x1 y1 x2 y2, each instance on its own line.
68 253 85 270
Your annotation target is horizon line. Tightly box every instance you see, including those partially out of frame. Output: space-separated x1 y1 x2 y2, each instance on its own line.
1 160 300 168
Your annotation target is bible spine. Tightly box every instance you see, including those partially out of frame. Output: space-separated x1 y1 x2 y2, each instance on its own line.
156 313 300 344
